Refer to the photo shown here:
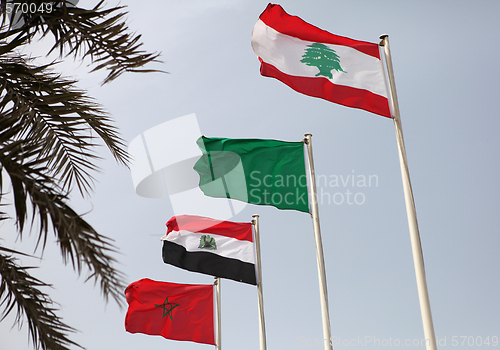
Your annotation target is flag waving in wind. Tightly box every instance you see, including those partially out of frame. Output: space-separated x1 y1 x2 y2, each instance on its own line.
125 279 215 345
194 136 309 213
251 3 392 118
162 215 257 285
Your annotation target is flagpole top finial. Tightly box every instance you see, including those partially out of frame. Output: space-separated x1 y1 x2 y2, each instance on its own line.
304 133 312 137
379 34 389 46
252 214 259 218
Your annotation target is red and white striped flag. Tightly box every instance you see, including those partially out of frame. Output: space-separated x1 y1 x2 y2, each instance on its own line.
251 3 392 118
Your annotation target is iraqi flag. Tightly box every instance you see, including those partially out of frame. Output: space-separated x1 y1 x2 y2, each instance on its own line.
251 3 392 118
125 279 215 345
162 215 257 285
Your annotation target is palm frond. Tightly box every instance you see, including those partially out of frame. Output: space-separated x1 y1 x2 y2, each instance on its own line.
0 0 164 85
0 1 160 348
0 247 81 350
0 52 128 195
0 138 126 306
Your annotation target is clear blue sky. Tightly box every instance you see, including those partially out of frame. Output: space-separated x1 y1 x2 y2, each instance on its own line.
2 1 499 349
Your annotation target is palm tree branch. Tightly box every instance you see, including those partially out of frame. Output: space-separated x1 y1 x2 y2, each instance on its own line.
0 247 81 350
0 140 126 307
1 0 164 85
0 53 129 194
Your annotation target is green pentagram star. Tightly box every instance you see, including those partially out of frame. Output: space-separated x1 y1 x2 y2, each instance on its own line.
155 297 180 321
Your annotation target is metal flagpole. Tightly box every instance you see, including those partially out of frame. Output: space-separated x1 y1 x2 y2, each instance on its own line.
379 34 438 350
215 277 222 350
304 133 333 350
252 214 267 350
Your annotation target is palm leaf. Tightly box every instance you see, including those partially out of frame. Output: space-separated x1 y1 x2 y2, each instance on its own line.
0 247 81 350
0 138 126 305
0 52 128 195
0 0 164 85
0 1 162 348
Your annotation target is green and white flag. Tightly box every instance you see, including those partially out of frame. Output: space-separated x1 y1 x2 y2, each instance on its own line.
194 136 309 213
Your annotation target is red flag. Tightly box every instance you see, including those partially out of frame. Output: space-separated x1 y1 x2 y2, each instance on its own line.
251 4 392 118
125 279 215 345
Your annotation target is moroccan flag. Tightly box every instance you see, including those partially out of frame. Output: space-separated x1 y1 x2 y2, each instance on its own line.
125 279 215 345
251 3 392 118
194 136 309 213
162 215 257 285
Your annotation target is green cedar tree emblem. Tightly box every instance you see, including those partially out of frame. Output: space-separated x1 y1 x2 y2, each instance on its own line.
300 42 345 79
198 235 217 250
155 297 180 321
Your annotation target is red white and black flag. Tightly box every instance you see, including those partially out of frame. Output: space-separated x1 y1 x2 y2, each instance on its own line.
125 279 215 345
161 215 257 285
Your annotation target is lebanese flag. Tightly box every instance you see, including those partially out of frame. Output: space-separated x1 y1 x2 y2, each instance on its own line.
251 3 392 118
162 215 257 285
125 279 215 345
